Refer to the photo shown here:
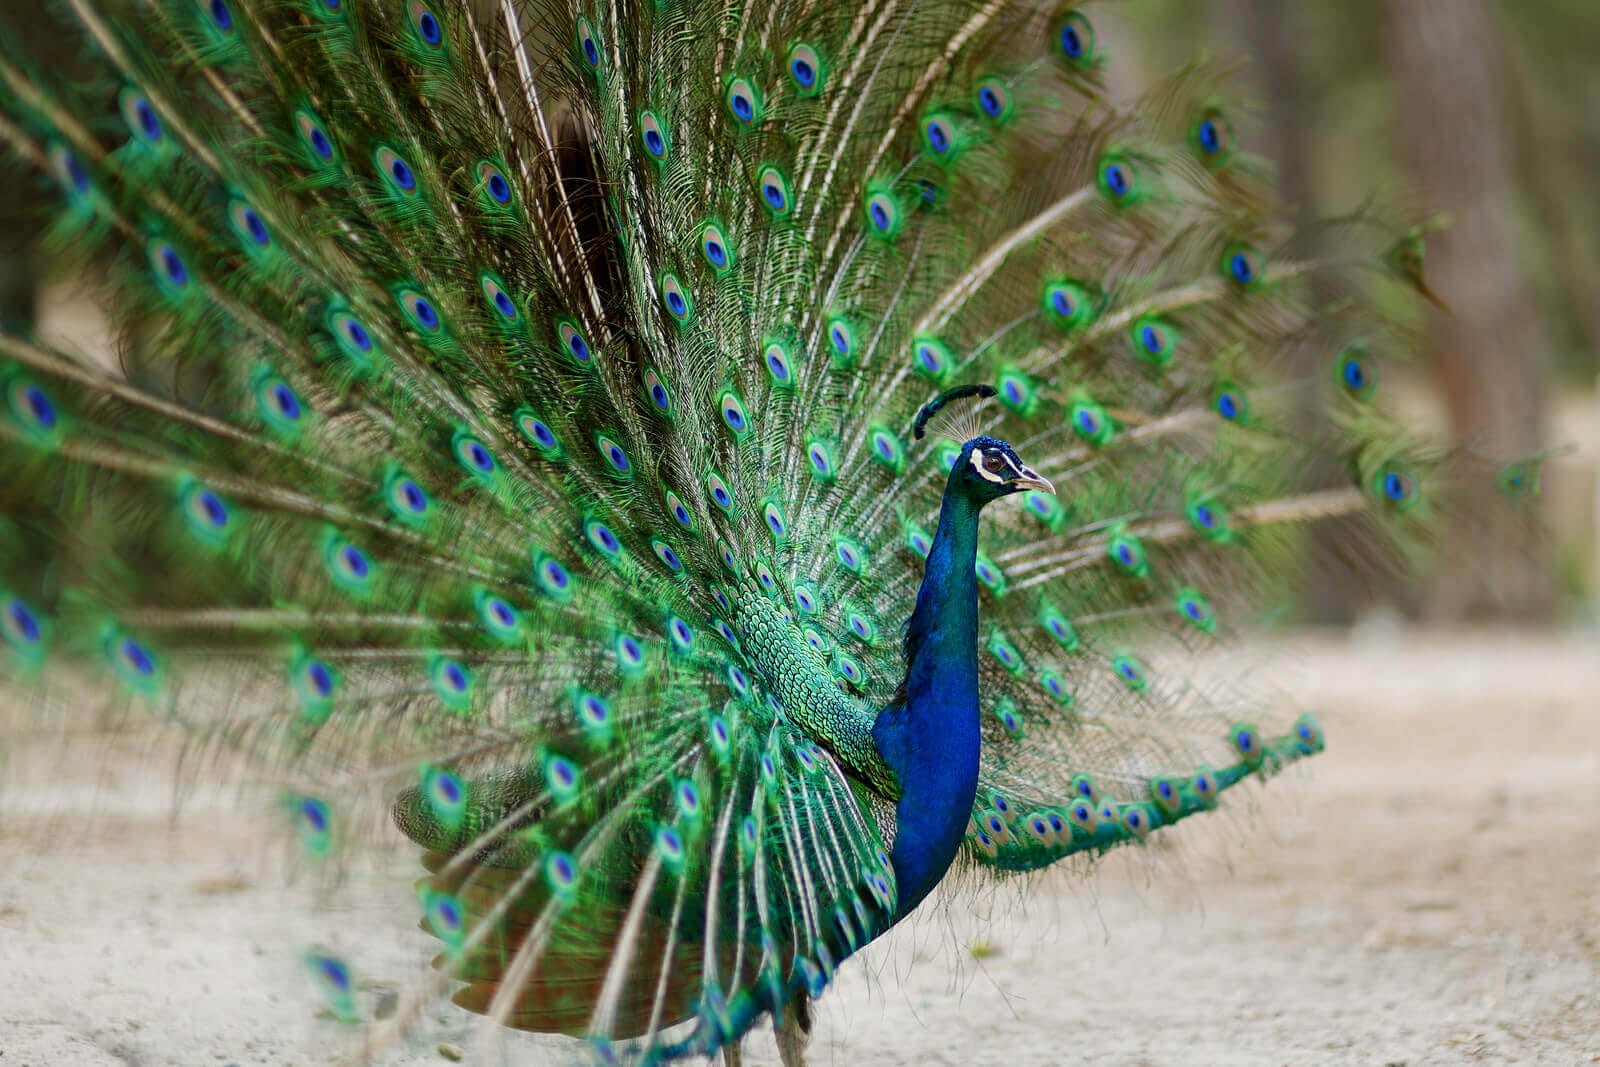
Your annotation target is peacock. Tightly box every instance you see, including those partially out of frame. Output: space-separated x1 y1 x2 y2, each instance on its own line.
0 0 1484 1062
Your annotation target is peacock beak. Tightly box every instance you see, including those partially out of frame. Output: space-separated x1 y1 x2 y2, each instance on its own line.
1010 467 1054 494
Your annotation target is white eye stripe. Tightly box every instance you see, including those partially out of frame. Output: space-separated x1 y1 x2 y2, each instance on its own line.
970 449 1016 483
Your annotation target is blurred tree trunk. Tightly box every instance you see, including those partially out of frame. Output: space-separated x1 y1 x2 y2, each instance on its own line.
1382 0 1553 620
1210 0 1365 622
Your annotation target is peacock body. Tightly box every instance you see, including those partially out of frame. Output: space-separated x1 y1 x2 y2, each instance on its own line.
0 0 1456 1060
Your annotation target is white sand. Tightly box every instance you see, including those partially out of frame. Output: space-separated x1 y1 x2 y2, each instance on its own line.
2 631 1598 1065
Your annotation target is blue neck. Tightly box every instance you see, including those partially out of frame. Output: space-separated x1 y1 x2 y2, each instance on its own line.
872 475 984 918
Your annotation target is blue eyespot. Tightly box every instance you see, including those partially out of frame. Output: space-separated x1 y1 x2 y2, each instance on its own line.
975 78 1010 121
271 383 297 417
187 484 230 531
764 342 793 384
1221 242 1265 289
913 338 948 378
2 596 43 652
721 392 748 433
340 544 369 579
432 659 467 710
205 0 233 31
865 193 898 236
807 442 834 480
302 657 334 698
669 617 694 651
923 116 955 157
149 241 190 290
481 274 518 322
726 78 762 125
1378 468 1415 506
255 376 304 434
599 437 629 474
661 275 691 321
870 428 904 470
1192 107 1235 165
455 435 496 475
1098 153 1139 205
765 503 788 539
330 312 374 363
1215 390 1242 420
482 595 517 631
7 377 58 434
586 520 620 555
1131 316 1176 366
121 91 163 144
707 473 733 511
758 166 791 215
230 202 270 247
829 319 853 359
297 111 334 162
788 44 823 93
116 635 156 677
576 16 600 70
1344 358 1366 390
1113 654 1147 691
540 558 571 592
557 320 591 362
417 10 439 44
517 409 558 452
486 171 510 204
398 289 440 332
390 475 429 518
51 145 91 197
1056 11 1094 64
653 541 682 572
616 633 644 669
1337 344 1378 398
639 110 669 162
377 147 417 194
311 952 348 991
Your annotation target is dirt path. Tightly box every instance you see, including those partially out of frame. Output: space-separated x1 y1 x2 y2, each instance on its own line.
2 631 1597 1065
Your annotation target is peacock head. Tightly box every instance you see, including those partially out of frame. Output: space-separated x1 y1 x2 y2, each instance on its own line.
913 385 1054 506
953 435 1054 505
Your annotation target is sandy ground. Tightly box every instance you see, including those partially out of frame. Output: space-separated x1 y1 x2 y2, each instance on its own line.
2 630 1598 1066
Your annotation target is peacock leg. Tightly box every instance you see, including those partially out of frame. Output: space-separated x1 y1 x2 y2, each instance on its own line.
722 1039 744 1067
774 991 811 1067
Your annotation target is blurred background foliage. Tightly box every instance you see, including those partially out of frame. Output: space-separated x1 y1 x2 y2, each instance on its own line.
1 0 1594 622
1114 0 1596 622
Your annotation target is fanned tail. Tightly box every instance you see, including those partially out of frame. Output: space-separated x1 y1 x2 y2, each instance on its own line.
0 1 1477 1062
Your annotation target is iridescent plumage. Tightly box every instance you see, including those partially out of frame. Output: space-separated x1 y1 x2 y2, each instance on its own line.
0 1 1453 1061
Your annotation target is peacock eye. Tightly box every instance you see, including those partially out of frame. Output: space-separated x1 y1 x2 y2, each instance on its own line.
983 453 1005 473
